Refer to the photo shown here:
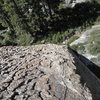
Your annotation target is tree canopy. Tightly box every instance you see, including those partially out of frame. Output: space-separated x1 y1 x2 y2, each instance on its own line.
0 0 99 46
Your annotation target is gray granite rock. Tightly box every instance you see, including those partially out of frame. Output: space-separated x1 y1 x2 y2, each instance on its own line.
0 44 100 100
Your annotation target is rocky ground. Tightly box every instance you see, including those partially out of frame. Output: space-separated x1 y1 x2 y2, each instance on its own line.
0 44 100 100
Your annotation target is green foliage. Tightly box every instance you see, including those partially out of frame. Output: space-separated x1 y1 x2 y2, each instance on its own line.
89 0 100 4
0 31 16 46
95 16 100 25
87 30 100 55
89 43 100 55
67 36 79 45
70 29 100 66
70 43 85 51
0 0 62 46
46 32 63 44
45 30 71 44
0 0 100 46
17 32 32 46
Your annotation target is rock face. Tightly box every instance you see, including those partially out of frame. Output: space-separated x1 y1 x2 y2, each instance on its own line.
65 0 85 7
0 44 100 100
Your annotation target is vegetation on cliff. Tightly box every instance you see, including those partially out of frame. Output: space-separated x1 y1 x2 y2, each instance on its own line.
0 0 100 46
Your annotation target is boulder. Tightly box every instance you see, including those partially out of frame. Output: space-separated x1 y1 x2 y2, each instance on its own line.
0 44 100 100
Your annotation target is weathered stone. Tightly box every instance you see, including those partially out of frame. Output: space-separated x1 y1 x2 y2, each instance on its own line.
0 44 100 100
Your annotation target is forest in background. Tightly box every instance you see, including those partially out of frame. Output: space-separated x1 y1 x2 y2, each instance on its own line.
0 0 100 46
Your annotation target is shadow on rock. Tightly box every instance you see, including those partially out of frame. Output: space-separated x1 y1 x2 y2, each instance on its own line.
69 48 100 100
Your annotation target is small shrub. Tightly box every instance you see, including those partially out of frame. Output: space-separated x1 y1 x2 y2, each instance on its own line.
17 32 32 46
67 36 79 45
70 45 79 50
89 43 100 55
70 43 85 51
45 31 70 44
1 31 16 46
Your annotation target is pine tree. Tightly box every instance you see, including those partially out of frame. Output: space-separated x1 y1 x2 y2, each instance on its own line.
0 0 62 45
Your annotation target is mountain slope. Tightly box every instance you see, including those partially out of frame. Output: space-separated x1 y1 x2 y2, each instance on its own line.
70 25 100 66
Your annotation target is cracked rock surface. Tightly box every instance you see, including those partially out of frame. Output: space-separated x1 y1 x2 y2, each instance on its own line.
0 44 100 100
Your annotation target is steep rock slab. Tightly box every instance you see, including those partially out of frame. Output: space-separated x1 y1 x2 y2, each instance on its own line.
0 44 100 100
